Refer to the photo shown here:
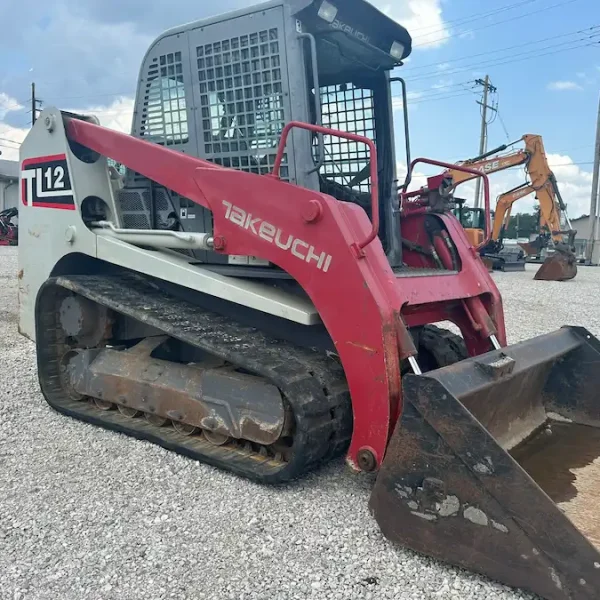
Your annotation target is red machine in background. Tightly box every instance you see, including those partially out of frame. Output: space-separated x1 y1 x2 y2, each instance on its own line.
0 207 18 246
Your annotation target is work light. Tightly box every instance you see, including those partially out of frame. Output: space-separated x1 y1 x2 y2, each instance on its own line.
318 1 338 23
390 41 405 59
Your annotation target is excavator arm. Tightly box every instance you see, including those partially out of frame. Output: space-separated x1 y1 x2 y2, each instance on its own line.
490 183 537 247
445 134 577 280
447 148 529 186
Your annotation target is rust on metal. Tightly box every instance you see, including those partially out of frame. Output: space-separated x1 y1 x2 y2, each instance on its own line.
371 326 600 600
513 421 600 550
346 340 378 354
65 337 287 445
534 253 578 281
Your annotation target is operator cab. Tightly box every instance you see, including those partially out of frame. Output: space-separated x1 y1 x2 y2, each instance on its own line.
123 0 411 272
454 205 487 231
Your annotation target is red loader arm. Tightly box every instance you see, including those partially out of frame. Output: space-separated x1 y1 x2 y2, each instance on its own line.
66 116 505 472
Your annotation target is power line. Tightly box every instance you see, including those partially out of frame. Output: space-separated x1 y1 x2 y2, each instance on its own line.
43 91 133 103
407 38 600 83
413 0 580 48
411 0 539 36
408 91 479 105
496 110 511 141
0 136 21 146
403 24 600 73
551 161 595 166
407 30 600 80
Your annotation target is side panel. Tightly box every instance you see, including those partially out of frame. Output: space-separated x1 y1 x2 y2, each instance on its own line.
18 113 120 341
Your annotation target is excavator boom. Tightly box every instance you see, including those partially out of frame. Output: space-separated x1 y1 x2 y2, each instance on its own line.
446 134 577 280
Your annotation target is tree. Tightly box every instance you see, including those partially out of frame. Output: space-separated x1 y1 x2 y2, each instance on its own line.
504 212 538 239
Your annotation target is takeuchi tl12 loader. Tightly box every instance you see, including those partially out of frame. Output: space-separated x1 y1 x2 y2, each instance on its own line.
17 1 600 598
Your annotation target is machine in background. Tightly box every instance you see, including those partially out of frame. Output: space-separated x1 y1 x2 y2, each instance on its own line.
446 135 577 280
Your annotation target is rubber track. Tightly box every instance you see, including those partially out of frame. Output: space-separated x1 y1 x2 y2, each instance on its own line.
35 273 352 484
418 325 469 367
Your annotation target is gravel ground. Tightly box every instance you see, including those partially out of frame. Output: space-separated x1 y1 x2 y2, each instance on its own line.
1 245 598 600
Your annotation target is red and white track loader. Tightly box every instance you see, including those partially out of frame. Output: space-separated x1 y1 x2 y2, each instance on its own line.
17 2 600 598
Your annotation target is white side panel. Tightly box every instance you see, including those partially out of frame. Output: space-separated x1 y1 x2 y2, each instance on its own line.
96 236 320 325
18 108 121 341
18 107 320 344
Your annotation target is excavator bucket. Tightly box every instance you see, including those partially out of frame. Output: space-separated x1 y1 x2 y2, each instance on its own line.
534 251 578 281
519 241 541 256
370 327 600 600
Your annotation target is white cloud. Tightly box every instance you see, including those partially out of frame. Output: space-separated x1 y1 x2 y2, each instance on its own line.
0 94 28 161
70 96 135 134
376 0 449 49
0 125 27 161
397 161 429 191
547 81 583 91
0 95 134 162
392 90 424 111
0 94 24 121
432 79 454 90
447 153 593 220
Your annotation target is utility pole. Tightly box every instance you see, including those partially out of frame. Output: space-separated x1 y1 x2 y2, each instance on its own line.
31 82 42 126
31 82 36 126
474 76 498 208
586 93 600 265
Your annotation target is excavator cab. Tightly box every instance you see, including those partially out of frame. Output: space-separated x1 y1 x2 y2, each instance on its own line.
16 1 600 599
453 202 487 247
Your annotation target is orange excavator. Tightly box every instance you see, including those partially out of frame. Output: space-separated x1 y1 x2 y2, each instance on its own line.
446 134 578 280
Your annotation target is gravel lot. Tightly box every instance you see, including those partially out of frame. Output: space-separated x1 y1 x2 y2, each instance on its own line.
1 244 598 600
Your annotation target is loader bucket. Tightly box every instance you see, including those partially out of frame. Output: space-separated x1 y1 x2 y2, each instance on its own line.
534 251 578 281
370 327 600 600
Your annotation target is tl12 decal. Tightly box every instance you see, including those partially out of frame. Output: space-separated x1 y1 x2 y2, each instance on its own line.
21 154 75 210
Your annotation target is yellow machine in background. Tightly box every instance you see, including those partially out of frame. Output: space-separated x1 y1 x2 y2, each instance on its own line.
447 134 577 280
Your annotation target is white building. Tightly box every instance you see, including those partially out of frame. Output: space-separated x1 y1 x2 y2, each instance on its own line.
0 159 19 212
569 215 600 264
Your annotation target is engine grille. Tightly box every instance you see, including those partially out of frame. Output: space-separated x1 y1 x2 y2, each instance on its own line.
117 188 173 230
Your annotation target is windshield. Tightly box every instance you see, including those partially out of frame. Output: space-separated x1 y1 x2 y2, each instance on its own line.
454 207 486 230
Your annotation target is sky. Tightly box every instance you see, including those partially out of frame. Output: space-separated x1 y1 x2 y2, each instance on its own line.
1 0 600 217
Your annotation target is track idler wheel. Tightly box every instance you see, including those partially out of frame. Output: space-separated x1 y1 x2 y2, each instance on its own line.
145 412 168 427
204 430 231 446
172 421 198 436
93 398 114 411
118 405 141 418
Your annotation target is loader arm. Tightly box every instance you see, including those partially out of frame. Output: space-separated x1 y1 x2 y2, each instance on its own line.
60 113 505 473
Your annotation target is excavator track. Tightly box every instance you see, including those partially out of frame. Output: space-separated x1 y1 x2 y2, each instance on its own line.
35 272 353 484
